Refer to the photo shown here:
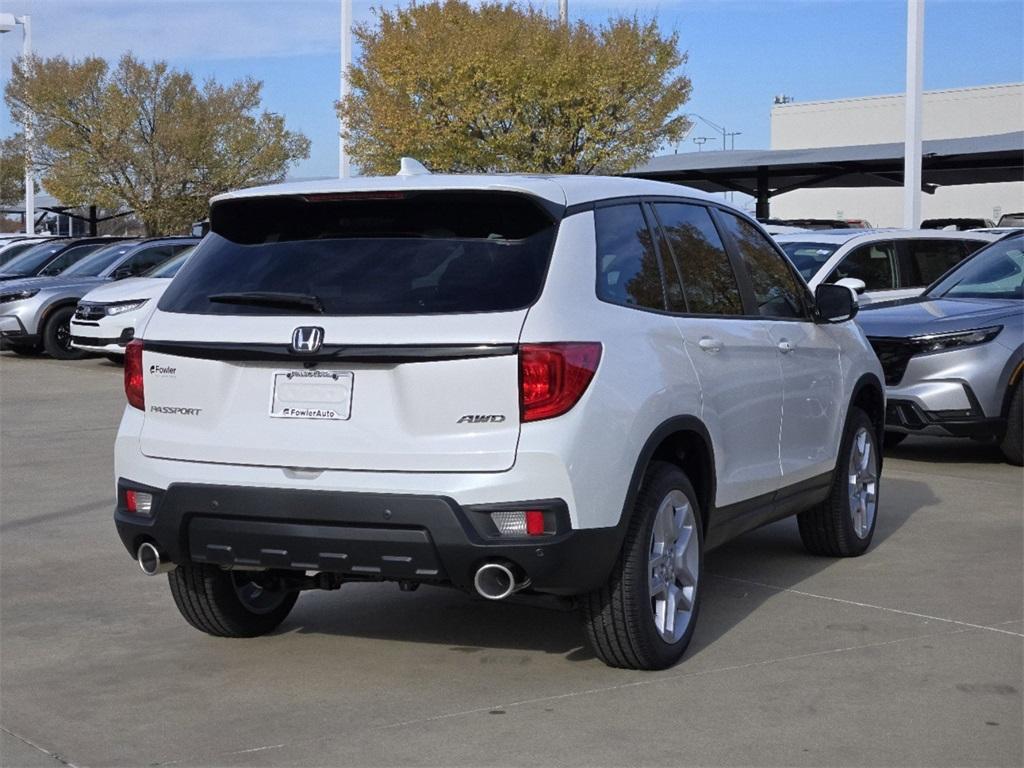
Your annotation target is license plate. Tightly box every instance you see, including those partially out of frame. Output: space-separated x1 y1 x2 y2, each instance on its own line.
270 370 353 420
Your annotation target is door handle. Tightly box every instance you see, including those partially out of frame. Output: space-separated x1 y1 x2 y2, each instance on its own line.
698 337 723 353
777 340 794 354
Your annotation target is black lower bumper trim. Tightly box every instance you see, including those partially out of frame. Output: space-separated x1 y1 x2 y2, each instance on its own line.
114 482 623 596
886 398 1004 438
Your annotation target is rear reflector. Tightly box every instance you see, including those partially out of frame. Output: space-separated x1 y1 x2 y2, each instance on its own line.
124 489 153 516
124 339 144 410
490 509 549 537
519 343 601 422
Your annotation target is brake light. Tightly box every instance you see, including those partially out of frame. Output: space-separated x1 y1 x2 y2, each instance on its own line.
124 339 144 410
519 343 601 422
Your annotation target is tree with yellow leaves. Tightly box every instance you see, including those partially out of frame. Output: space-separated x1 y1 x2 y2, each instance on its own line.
5 54 310 235
338 1 691 175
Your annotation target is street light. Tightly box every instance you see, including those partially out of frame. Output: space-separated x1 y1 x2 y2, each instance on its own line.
0 12 34 233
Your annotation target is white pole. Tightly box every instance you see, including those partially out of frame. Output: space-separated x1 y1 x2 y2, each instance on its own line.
339 0 352 178
559 0 568 25
20 15 34 234
903 0 924 229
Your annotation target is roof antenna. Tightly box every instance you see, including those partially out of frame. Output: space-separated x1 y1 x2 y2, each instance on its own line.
397 157 431 177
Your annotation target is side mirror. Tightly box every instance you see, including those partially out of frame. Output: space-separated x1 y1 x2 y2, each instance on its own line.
815 283 858 323
834 277 867 295
112 266 133 280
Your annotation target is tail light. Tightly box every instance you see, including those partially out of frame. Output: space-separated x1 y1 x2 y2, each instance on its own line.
124 339 144 410
519 343 601 422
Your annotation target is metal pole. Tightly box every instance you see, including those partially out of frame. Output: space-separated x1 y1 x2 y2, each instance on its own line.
903 0 924 228
559 0 568 25
339 0 352 178
20 15 34 234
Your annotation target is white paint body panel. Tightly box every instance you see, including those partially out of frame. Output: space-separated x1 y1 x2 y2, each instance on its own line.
115 175 883 533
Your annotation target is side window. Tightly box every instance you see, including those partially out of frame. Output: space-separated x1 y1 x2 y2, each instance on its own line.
594 204 665 311
829 242 897 290
39 244 99 275
121 246 174 276
718 212 807 319
653 202 743 315
900 239 971 285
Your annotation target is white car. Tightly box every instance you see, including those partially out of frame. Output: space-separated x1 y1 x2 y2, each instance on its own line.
774 229 997 305
70 249 193 360
113 170 885 670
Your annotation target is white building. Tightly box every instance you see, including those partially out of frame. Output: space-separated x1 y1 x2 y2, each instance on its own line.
770 83 1024 227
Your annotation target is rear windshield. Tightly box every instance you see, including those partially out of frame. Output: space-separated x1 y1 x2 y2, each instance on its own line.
778 241 841 280
159 192 558 316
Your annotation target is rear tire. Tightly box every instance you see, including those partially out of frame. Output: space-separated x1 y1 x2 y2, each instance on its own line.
581 462 704 670
1000 383 1022 466
798 407 879 557
168 564 299 638
42 306 89 360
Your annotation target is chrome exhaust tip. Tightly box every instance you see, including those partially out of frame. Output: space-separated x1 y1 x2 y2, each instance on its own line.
137 542 174 576
473 562 527 600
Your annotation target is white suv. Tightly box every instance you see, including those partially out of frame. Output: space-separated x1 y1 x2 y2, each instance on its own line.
114 172 885 670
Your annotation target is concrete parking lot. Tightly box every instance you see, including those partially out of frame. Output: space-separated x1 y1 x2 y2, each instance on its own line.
1 354 1021 768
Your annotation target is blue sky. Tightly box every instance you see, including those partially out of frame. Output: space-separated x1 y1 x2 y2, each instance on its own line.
1 0 1021 179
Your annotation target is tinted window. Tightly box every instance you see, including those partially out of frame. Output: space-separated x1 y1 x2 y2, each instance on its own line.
161 192 556 316
595 203 664 311
902 239 970 285
37 242 106 276
62 242 138 277
118 245 176 276
778 241 841 281
0 241 66 275
654 203 743 315
0 241 44 267
929 236 1023 300
828 242 896 290
146 247 194 278
719 212 806 318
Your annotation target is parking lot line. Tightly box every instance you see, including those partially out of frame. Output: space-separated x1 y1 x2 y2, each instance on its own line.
708 573 1024 638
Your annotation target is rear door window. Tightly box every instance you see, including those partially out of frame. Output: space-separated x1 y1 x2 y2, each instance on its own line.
718 211 807 319
898 239 972 285
653 202 743 315
828 242 897 290
594 203 665 311
160 192 558 316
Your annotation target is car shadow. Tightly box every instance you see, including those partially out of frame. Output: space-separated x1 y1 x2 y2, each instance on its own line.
280 476 935 665
886 434 1008 464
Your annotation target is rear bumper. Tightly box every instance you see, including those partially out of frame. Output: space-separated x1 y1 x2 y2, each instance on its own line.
114 482 623 596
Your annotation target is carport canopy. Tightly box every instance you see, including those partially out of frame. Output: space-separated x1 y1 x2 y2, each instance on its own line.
628 131 1024 218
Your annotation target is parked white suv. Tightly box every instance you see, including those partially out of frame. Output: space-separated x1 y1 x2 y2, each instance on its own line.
114 172 885 670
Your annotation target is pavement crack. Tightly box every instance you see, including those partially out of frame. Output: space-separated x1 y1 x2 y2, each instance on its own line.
1 726 80 768
708 573 1024 638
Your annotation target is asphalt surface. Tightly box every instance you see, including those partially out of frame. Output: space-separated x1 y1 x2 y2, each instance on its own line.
1 354 1021 768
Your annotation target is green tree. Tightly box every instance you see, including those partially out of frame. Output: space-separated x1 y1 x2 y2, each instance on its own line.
5 54 310 235
0 133 29 207
337 1 691 175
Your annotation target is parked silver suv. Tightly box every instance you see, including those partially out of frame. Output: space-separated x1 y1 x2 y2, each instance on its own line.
858 233 1023 464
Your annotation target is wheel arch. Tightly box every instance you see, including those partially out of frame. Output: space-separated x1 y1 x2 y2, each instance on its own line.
849 372 885 449
619 415 717 537
38 297 81 336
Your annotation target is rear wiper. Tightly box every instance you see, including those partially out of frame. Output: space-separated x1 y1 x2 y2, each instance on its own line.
208 291 325 314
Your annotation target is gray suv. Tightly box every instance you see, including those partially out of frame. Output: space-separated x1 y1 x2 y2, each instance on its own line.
857 233 1023 464
0 237 197 359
